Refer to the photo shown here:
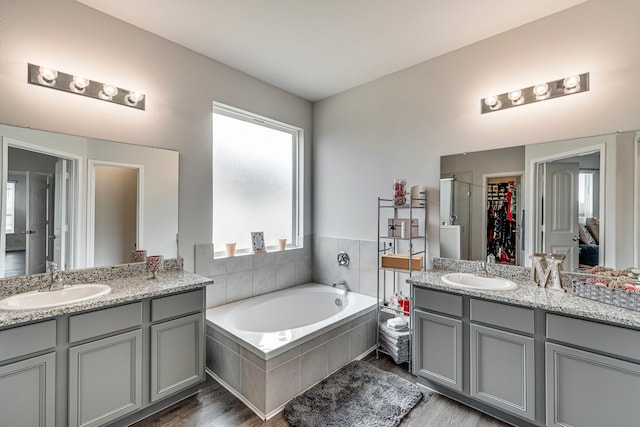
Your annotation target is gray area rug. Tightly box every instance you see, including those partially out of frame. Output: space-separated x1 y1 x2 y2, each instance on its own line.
283 360 425 427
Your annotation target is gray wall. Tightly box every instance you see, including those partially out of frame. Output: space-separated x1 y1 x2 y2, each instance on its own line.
313 0 640 267
0 0 313 272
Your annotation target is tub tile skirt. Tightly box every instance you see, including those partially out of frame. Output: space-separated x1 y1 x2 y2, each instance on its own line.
205 309 377 420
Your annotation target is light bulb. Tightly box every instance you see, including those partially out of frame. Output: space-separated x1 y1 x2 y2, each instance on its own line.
484 95 499 107
71 76 90 93
533 83 549 99
38 67 58 85
102 84 118 97
563 75 580 90
99 84 118 100
125 90 144 105
508 89 522 102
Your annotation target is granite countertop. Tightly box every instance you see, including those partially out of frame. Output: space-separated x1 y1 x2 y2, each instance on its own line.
409 269 640 329
0 270 213 328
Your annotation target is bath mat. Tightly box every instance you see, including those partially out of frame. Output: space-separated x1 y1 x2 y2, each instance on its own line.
283 360 424 427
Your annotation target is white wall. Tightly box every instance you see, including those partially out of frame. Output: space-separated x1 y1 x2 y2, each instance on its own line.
313 0 640 265
0 0 313 272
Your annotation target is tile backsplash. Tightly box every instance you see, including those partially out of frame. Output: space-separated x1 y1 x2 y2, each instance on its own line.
312 236 379 298
198 235 416 309
195 236 312 308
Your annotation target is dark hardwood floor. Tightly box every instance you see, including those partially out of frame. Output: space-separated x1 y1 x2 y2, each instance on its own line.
132 352 510 427
5 250 25 277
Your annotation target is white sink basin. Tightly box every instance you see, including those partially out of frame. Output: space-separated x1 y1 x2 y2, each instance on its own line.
0 284 111 311
441 273 518 291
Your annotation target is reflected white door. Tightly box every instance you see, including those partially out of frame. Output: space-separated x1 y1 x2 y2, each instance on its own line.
53 159 68 269
26 172 48 274
543 162 580 271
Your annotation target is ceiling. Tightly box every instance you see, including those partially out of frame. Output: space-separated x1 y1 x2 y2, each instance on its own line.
76 0 588 101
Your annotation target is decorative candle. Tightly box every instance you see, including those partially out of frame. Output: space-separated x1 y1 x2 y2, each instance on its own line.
131 249 147 263
146 255 164 279
226 242 236 257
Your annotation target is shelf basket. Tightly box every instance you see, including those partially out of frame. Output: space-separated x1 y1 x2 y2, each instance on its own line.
572 280 640 311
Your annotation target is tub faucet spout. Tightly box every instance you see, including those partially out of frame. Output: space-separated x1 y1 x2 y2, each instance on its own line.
333 280 349 292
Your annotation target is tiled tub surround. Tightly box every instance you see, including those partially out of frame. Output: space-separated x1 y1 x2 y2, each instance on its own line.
195 239 312 308
205 284 377 419
0 258 212 327
413 258 640 328
312 236 380 298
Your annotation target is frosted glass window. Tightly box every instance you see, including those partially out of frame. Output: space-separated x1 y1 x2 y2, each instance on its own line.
213 107 299 252
578 171 594 224
5 182 15 234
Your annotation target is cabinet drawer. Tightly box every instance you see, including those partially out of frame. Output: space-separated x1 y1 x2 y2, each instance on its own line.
0 320 56 362
547 314 640 362
471 299 534 334
69 302 142 343
151 289 204 323
414 287 462 317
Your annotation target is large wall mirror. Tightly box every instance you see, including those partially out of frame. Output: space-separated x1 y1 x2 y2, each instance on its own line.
0 124 179 278
440 130 639 271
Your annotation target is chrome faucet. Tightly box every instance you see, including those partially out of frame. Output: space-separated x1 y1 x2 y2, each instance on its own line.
333 279 349 292
43 262 64 291
476 261 490 277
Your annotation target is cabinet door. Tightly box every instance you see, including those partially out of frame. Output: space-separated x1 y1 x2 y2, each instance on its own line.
68 329 142 427
470 324 535 421
414 309 463 391
0 352 55 427
150 312 204 402
546 342 640 427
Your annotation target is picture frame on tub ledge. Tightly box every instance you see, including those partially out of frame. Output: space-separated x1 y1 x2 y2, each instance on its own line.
251 231 266 253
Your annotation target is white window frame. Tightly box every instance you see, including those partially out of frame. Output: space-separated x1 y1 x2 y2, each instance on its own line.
212 102 303 256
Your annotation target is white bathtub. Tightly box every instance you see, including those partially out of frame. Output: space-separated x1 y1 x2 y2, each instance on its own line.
205 283 378 419
206 282 377 359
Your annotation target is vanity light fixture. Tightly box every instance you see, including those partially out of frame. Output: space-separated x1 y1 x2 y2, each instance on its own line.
28 63 145 110
481 72 589 114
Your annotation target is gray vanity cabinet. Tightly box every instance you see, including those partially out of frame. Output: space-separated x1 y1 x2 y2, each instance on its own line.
0 352 56 427
150 290 205 402
68 330 143 427
545 314 640 427
470 325 535 420
68 303 144 427
413 288 464 392
0 320 57 427
414 309 463 391
150 313 204 401
469 299 536 421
